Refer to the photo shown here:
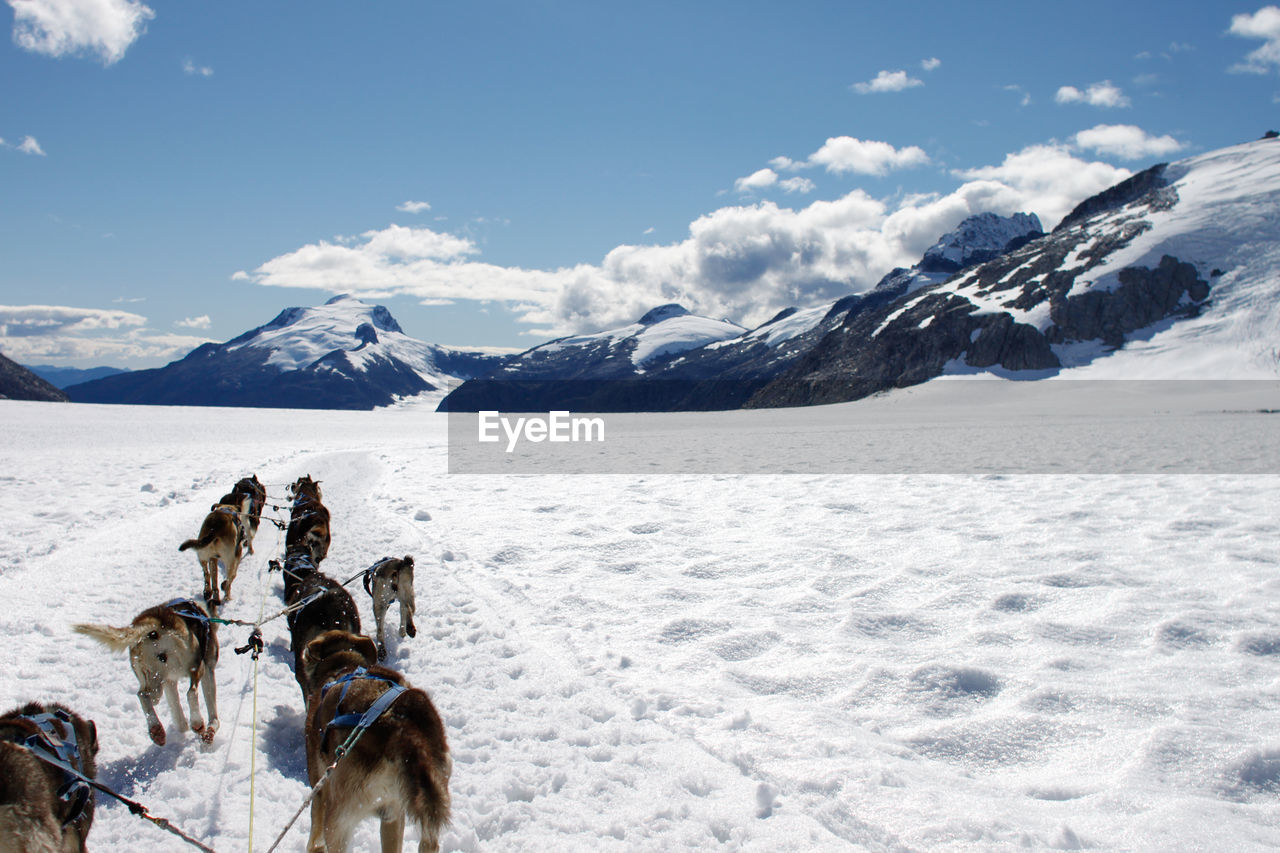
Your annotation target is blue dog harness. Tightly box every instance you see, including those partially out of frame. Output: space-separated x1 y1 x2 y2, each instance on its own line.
163 597 212 664
16 709 92 827
319 667 407 755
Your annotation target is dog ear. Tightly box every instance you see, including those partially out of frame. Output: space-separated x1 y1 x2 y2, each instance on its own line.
88 720 99 753
403 555 414 567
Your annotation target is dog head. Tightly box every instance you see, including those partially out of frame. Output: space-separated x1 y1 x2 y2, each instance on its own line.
301 630 378 693
288 475 322 502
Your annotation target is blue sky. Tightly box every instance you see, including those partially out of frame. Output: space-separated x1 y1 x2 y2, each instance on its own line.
3 0 1280 368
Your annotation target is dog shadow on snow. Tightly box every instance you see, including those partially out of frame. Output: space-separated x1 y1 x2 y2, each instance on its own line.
97 744 184 799
263 703 309 782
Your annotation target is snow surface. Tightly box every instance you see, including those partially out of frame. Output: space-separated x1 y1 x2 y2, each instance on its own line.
2 397 1279 851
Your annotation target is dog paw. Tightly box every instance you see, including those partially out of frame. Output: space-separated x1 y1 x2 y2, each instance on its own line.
149 724 166 746
201 724 218 744
406 621 417 639
377 644 387 662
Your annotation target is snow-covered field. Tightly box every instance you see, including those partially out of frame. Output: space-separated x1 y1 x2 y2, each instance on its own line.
2 397 1279 851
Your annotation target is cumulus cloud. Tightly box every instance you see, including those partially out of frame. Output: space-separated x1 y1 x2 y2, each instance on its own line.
1229 5 1280 73
1072 124 1184 160
733 169 816 195
7 0 155 65
396 200 432 214
0 304 205 365
808 136 930 176
852 69 923 94
0 328 211 364
0 304 146 336
1055 80 1131 108
779 177 816 194
921 57 941 71
239 140 1128 338
953 144 1130 228
182 57 212 77
175 315 211 330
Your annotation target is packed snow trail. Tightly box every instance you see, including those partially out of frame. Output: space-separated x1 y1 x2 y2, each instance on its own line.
1 401 1278 851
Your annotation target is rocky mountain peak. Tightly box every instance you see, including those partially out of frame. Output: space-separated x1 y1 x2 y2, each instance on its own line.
638 304 691 325
919 211 1044 274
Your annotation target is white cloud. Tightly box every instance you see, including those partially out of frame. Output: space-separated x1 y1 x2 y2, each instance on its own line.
1 135 46 155
18 135 46 155
851 69 923 94
921 57 941 71
396 200 432 214
734 168 779 193
0 304 205 365
182 58 212 77
1003 84 1032 107
8 0 154 65
175 315 211 330
733 170 813 195
239 140 1129 338
808 136 930 176
1229 6 1280 73
1055 81 1131 108
953 144 1130 229
779 177 816 194
0 304 146 335
1072 124 1184 160
768 155 807 171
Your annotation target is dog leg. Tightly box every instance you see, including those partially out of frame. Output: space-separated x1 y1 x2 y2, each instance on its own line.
164 679 189 735
372 595 389 661
306 790 327 853
221 555 239 604
400 596 417 639
200 666 219 744
137 685 166 746
418 819 442 853
186 673 206 739
379 813 405 853
203 558 221 608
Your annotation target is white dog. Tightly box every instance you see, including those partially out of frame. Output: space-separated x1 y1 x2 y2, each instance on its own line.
75 599 219 746
362 556 417 661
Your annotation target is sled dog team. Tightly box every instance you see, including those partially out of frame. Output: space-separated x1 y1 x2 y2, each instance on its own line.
1 474 448 853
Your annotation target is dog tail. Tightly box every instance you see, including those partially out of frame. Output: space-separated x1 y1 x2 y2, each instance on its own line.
73 622 149 653
393 689 452 843
179 530 218 552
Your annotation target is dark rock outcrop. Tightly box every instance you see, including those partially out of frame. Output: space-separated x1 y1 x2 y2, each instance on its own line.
0 352 69 402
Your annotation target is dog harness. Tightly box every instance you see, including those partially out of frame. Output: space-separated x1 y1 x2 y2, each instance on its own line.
11 709 92 827
361 556 396 596
319 667 407 750
164 598 212 665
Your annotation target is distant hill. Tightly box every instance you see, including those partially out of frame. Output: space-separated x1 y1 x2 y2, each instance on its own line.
24 364 129 390
67 295 509 410
0 352 68 402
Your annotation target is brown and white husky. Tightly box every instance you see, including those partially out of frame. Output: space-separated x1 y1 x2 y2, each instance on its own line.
181 498 247 608
301 630 450 853
74 600 219 747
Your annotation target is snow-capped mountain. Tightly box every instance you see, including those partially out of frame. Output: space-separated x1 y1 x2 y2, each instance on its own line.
441 211 1044 412
67 295 507 410
750 135 1280 408
492 304 746 380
